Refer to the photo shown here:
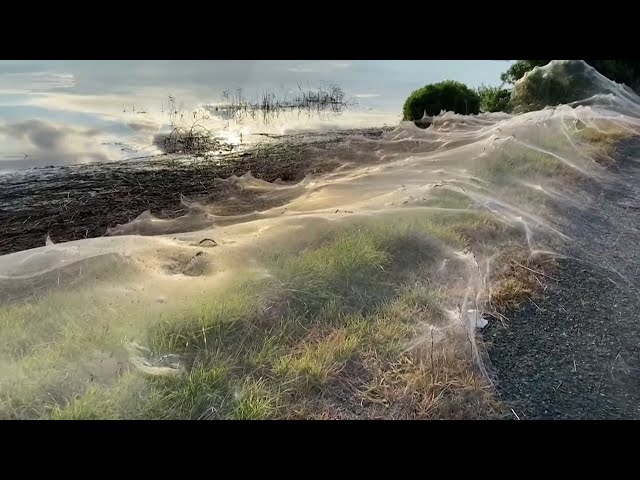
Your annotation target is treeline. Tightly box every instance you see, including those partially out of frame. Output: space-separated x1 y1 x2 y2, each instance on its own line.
402 60 640 120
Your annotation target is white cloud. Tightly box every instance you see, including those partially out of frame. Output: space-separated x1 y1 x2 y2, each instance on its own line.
354 93 381 98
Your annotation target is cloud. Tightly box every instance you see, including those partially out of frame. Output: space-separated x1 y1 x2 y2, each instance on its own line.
0 119 113 168
0 72 75 94
354 93 381 98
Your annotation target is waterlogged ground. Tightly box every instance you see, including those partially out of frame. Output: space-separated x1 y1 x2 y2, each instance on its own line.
0 128 390 256
2 63 640 419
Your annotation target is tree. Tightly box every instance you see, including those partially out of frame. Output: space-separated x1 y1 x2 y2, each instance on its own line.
500 60 551 85
508 60 604 113
586 60 640 91
477 85 512 113
402 80 481 121
502 60 640 92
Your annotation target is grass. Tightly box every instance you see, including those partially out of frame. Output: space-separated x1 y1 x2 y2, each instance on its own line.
479 148 577 182
140 366 230 420
33 210 517 420
572 123 631 164
418 188 473 209
574 124 627 147
0 275 196 419
462 125 633 226
4 121 632 420
274 326 363 388
487 246 558 316
475 120 631 183
49 385 123 420
0 290 128 419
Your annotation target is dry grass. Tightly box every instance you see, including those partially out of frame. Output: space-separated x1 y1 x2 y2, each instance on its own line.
488 247 558 316
573 121 632 165
278 286 501 420
357 343 501 419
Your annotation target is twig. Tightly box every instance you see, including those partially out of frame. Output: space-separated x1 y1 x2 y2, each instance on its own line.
528 296 542 311
430 329 435 371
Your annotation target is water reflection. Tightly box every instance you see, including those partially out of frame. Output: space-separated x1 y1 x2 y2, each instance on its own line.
0 60 511 171
153 85 361 156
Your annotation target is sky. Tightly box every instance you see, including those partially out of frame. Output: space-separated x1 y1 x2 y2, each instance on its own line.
0 60 513 171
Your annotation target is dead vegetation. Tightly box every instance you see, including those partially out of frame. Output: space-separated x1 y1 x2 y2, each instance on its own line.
487 246 559 317
573 121 632 166
153 86 355 156
156 123 234 156
0 132 363 256
350 341 500 419
211 84 354 119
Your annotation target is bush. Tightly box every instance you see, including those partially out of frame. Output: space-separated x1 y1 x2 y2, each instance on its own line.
502 59 640 93
402 80 481 121
477 85 512 113
508 60 606 113
501 61 551 85
586 60 640 92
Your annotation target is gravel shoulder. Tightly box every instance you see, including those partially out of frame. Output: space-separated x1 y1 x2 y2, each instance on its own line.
484 137 640 419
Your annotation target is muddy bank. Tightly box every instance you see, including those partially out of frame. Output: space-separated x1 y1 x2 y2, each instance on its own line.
484 138 640 419
0 128 390 256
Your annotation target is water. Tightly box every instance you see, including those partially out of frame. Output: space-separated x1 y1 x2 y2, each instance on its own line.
0 60 511 172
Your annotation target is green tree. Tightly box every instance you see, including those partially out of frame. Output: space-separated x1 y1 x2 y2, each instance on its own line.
502 60 640 92
402 80 481 121
477 85 512 113
587 60 640 91
500 60 551 84
508 60 604 113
